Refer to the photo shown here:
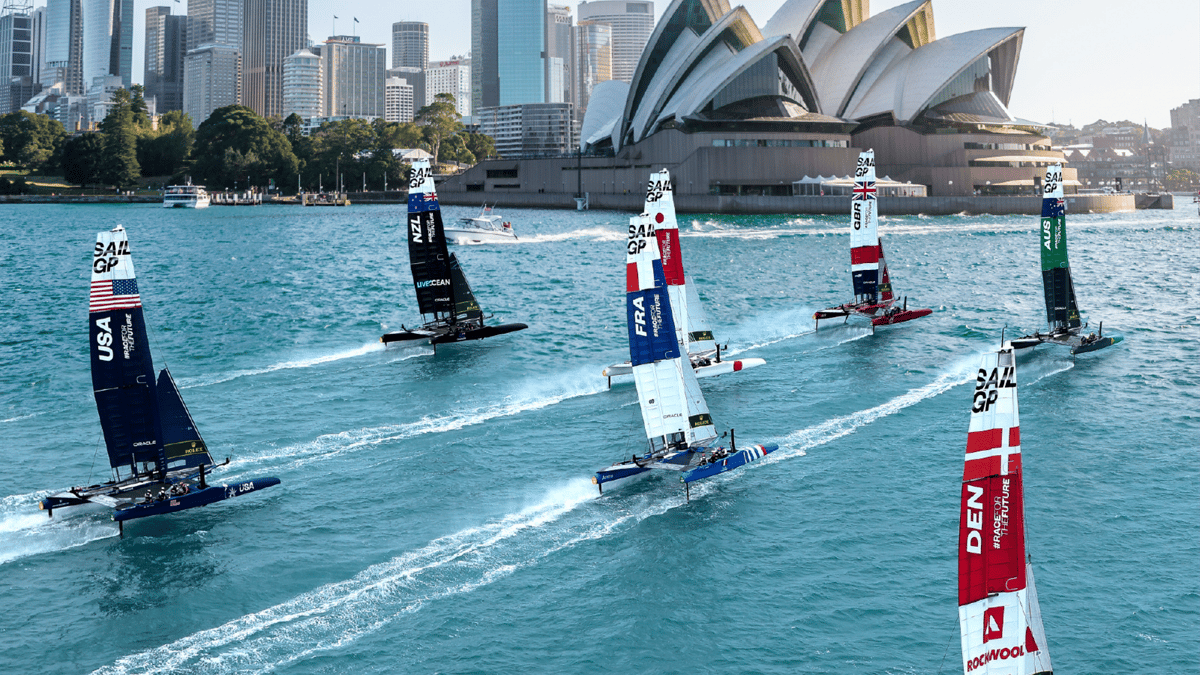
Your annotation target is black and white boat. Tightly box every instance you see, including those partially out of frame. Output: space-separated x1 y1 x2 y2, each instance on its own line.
381 160 527 346
39 225 280 532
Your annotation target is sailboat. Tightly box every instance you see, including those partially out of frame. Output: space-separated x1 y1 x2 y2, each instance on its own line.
381 159 527 345
958 345 1053 675
592 212 777 498
39 225 280 532
813 150 932 329
1010 164 1121 355
603 169 765 385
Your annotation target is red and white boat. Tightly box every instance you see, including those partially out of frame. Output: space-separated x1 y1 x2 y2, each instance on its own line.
957 346 1053 675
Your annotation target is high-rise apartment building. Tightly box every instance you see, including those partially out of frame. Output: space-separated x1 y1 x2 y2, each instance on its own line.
323 35 385 119
81 0 133 90
391 21 428 69
545 5 572 106
385 76 413 122
144 7 186 113
282 47 321 119
576 0 652 82
0 3 36 113
242 0 306 118
574 22 610 118
389 65 424 111
183 44 240 125
472 0 545 110
43 0 82 93
426 57 470 117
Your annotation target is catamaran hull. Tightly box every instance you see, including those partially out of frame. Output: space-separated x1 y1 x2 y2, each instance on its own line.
871 308 932 326
603 357 765 379
1012 333 1122 354
681 444 777 483
381 323 528 345
113 477 281 522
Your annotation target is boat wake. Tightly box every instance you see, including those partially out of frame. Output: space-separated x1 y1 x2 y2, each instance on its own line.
225 364 609 475
721 308 871 356
176 341 427 389
0 492 118 565
494 227 624 244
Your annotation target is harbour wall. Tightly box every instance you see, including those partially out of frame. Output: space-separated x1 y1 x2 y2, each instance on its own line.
435 190 1137 215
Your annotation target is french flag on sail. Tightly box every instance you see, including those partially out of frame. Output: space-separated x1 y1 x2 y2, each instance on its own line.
90 278 142 312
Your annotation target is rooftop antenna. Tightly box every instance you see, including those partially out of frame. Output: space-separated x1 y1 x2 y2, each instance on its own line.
2 0 33 15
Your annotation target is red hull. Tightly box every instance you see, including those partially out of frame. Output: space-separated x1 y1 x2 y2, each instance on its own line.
871 308 932 326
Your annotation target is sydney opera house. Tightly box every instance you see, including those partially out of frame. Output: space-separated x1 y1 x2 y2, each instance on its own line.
441 0 1076 203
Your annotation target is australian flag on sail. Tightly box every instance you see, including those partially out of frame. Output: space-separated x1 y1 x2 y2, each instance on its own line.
852 180 876 200
409 191 439 213
90 278 142 313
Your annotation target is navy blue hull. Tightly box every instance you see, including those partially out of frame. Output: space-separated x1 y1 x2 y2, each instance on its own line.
112 477 280 522
681 444 777 484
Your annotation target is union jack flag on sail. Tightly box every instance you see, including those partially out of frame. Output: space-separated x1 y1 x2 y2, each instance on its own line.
852 180 877 200
90 278 141 312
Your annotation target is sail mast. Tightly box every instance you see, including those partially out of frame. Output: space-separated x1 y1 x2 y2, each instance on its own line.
850 150 881 304
958 348 1052 674
1039 164 1081 331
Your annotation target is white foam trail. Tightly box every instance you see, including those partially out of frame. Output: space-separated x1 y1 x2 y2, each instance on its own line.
486 227 624 244
0 492 118 565
177 342 403 389
1 411 43 423
225 365 609 475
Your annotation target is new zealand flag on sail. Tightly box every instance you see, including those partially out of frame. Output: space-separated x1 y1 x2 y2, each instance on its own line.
408 192 439 213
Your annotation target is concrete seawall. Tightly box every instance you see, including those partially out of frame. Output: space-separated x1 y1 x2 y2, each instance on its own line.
436 190 1137 215
0 195 161 204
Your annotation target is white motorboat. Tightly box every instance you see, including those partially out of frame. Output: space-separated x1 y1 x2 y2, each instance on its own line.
444 205 516 243
163 182 211 208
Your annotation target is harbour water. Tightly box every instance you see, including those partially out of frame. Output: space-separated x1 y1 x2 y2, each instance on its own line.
0 200 1196 674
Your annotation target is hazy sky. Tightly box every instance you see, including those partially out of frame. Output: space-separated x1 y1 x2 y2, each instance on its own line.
108 0 1198 127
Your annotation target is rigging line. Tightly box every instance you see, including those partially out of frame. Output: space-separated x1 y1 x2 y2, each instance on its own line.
88 431 104 485
935 618 957 675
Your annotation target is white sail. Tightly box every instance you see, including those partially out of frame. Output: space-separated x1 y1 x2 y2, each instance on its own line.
683 280 716 356
625 213 715 446
644 169 689 351
958 348 1052 675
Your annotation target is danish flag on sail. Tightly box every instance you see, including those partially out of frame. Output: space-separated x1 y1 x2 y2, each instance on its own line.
958 348 1052 675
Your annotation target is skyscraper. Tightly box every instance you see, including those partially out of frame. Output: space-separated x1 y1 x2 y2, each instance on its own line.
576 0 652 82
43 0 82 93
426 58 470 117
242 0 306 118
545 5 572 106
472 0 545 110
0 1 38 113
282 47 321 119
186 0 240 50
323 35 385 119
389 66 424 111
30 4 43 85
144 6 186 113
391 21 427 69
184 0 240 125
385 76 413 122
81 0 133 90
574 22 610 118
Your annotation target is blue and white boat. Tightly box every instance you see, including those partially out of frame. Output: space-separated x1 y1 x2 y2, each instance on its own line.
593 212 777 498
39 225 279 533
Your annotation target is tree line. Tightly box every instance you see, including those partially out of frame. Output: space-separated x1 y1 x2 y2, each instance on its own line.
3 89 494 193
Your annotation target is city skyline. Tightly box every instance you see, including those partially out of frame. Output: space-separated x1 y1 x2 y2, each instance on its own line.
37 0 1200 127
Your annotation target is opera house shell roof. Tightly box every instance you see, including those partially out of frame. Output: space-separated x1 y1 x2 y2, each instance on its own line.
582 0 1025 151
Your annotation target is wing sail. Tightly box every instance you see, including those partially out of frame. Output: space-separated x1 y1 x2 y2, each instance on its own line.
448 253 484 321
1039 164 1081 330
407 160 454 318
89 226 165 474
850 150 880 303
156 368 214 470
958 348 1052 675
646 169 689 350
626 213 715 445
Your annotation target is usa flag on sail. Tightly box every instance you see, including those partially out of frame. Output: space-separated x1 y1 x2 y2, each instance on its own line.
90 278 142 312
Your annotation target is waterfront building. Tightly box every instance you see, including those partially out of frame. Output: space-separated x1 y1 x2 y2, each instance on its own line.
385 75 413 122
242 0 306 118
144 7 186 113
574 22 610 119
389 65 424 110
444 0 1070 201
426 57 470 117
322 35 385 119
545 5 572 106
183 43 240 125
1169 99 1200 171
282 47 321 119
81 0 132 89
391 21 428 69
472 0 544 110
576 0 652 83
476 102 576 156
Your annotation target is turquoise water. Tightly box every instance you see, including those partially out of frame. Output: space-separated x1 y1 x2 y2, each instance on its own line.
0 200 1196 674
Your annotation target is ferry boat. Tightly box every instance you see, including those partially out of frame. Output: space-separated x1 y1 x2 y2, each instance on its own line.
163 182 211 208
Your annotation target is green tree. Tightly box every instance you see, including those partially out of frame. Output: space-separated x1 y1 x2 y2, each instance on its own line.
137 110 195 176
99 89 141 188
438 133 474 165
461 132 496 162
191 105 299 189
129 85 151 128
61 133 105 188
310 118 376 190
416 93 463 164
1165 168 1199 190
0 111 67 172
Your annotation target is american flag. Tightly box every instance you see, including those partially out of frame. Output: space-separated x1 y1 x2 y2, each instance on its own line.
852 180 876 200
90 278 141 312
